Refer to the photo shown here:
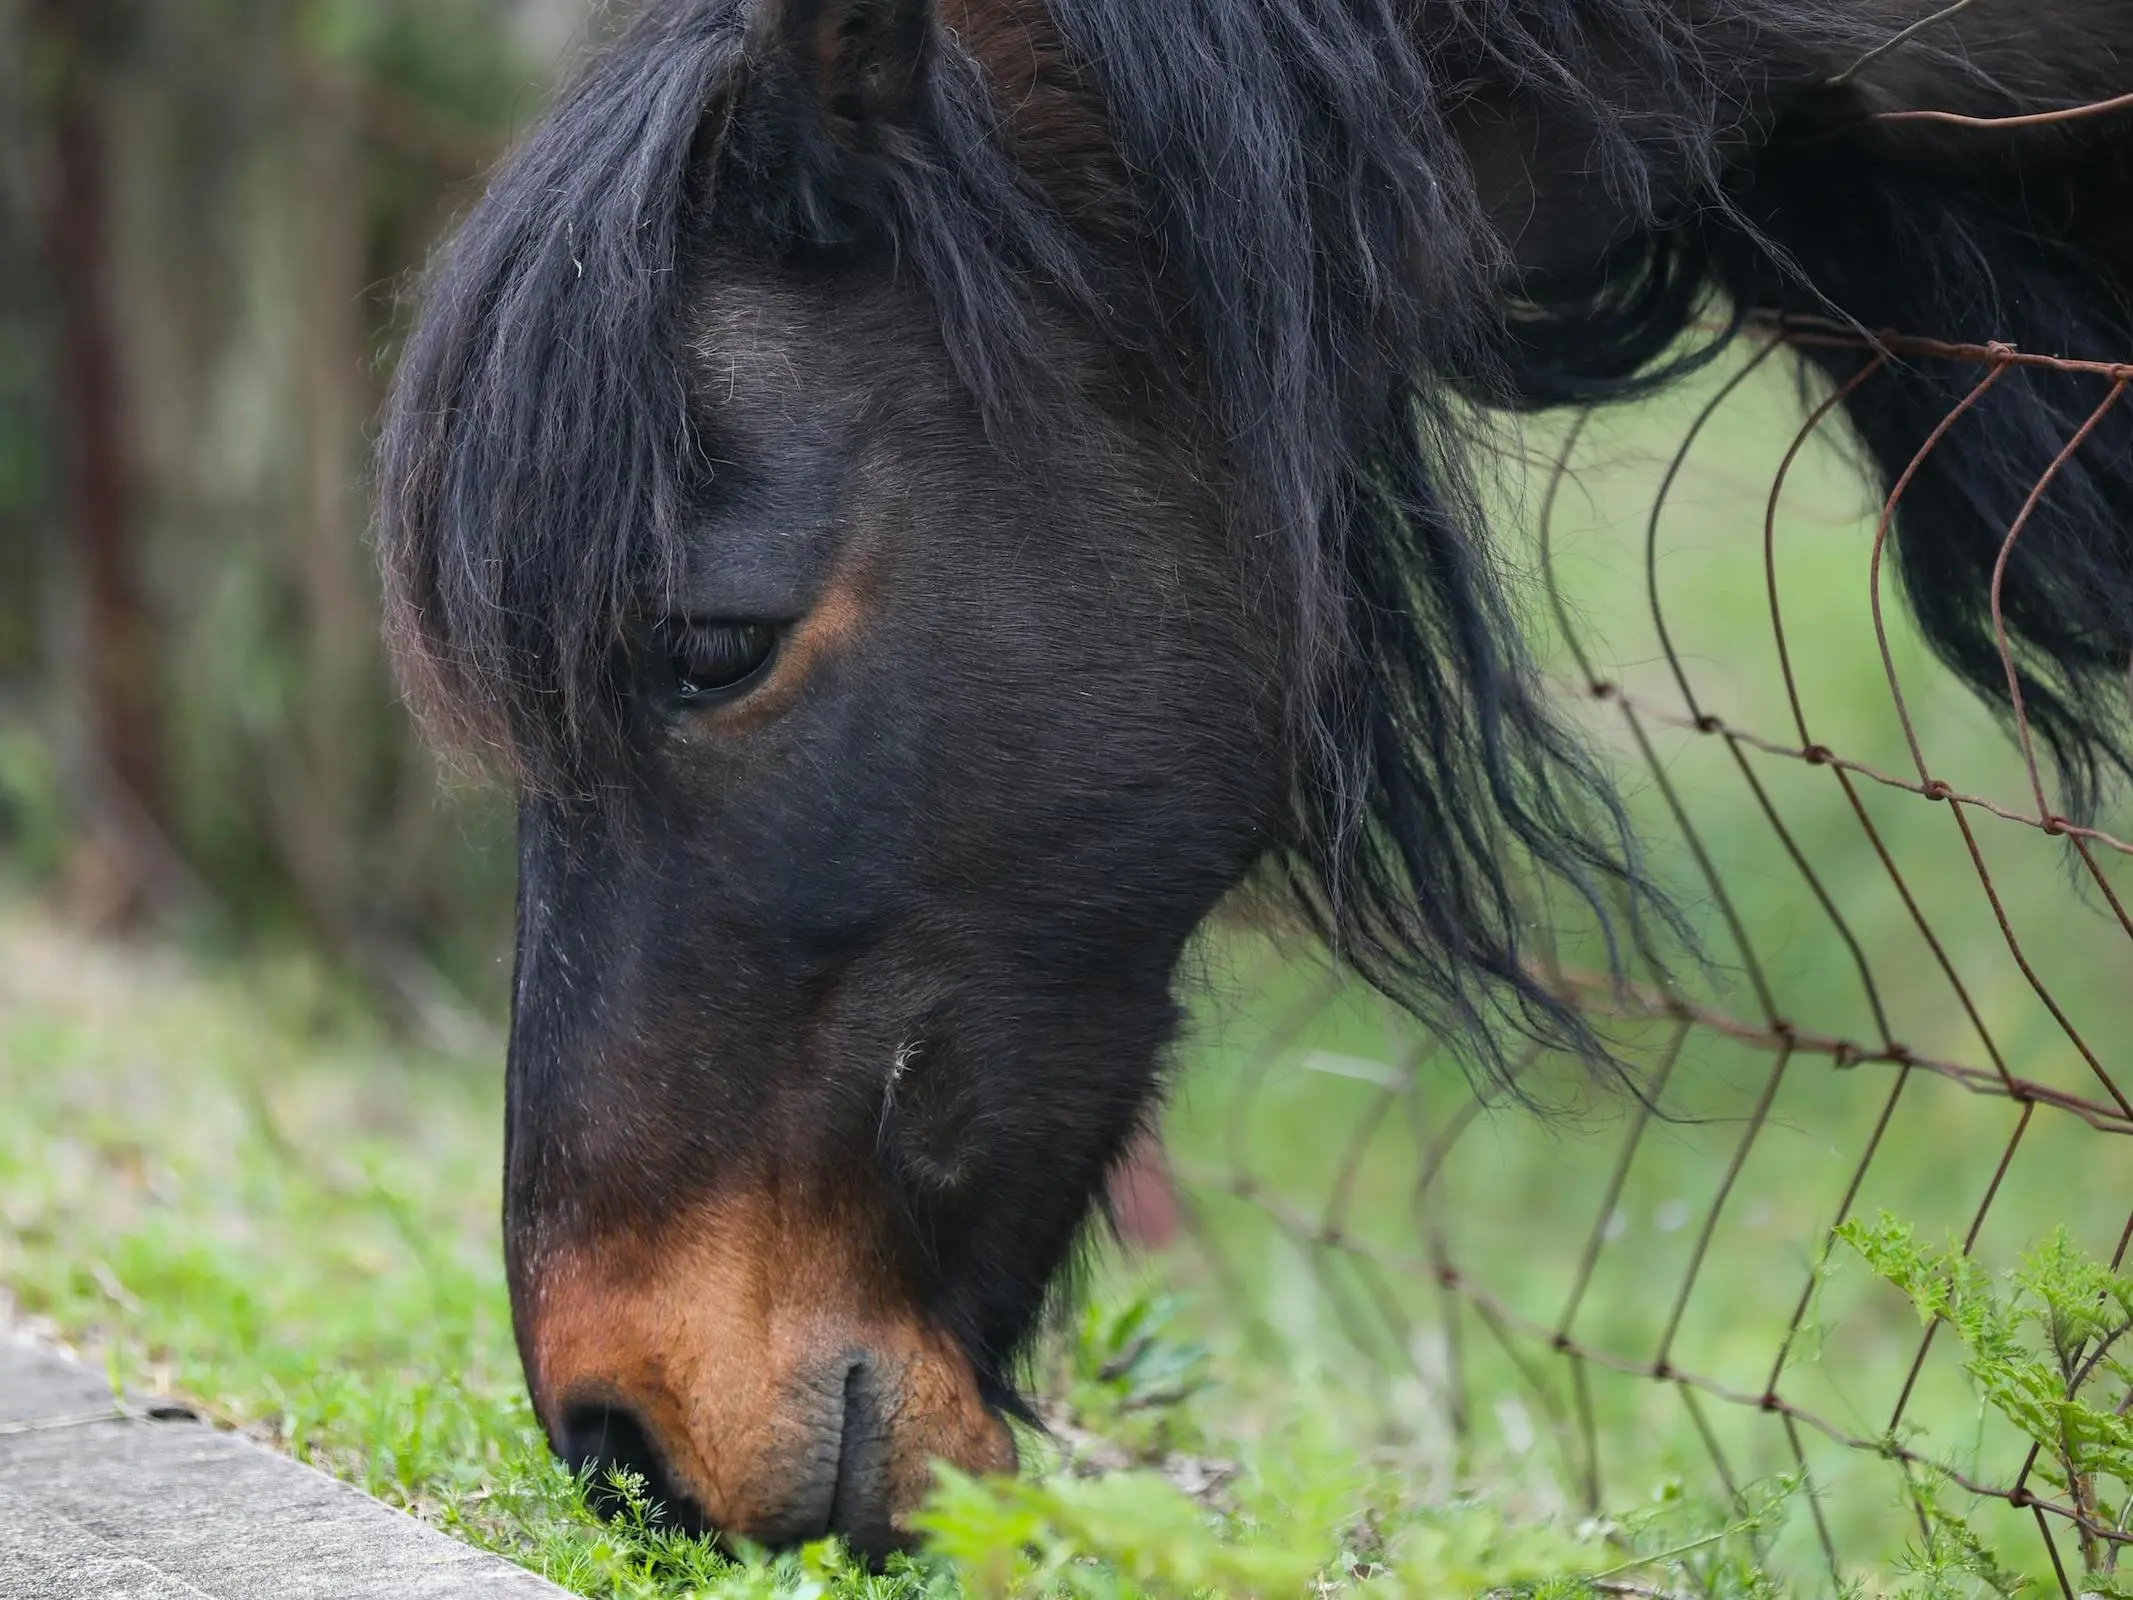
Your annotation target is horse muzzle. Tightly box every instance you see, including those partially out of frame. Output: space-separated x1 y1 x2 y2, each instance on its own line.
514 1190 1014 1557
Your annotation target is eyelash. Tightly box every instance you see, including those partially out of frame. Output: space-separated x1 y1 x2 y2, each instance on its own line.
661 620 782 705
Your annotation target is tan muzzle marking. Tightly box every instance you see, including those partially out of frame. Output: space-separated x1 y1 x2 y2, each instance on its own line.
521 1189 1014 1538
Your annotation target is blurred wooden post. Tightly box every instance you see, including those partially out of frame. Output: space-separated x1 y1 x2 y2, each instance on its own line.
36 0 165 925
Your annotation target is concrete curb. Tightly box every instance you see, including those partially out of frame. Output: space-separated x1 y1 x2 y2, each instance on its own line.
0 1331 568 1599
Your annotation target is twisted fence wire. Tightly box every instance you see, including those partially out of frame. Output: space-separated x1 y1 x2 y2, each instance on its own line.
1182 316 2133 1592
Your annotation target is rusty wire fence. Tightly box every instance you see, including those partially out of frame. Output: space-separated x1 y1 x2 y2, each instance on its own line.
1174 317 2133 1594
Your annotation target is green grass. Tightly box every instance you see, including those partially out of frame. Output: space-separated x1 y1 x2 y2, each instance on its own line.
3 343 2129 1595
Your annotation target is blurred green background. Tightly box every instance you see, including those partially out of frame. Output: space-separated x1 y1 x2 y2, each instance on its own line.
1 3 2129 1594
0 0 602 1012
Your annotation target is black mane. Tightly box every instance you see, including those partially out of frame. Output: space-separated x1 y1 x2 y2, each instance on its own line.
379 0 2133 1077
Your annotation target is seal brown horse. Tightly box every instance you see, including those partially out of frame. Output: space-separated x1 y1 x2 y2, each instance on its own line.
379 0 2133 1552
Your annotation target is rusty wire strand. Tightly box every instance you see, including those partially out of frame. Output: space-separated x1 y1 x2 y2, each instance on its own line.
1551 971 2130 1135
1876 89 2133 131
1988 378 2132 825
1567 684 2133 857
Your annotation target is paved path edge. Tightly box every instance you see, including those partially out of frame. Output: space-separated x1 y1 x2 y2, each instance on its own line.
0 1326 569 1599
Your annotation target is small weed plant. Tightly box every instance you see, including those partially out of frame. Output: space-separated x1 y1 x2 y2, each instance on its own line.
1841 1215 2133 1598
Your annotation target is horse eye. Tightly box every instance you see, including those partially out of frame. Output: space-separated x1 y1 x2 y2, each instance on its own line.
664 621 780 704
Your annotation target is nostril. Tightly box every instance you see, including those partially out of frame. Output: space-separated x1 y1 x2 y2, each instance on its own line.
826 1356 898 1561
558 1401 710 1535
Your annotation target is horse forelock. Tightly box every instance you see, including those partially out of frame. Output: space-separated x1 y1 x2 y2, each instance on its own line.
374 0 1126 794
375 1 754 794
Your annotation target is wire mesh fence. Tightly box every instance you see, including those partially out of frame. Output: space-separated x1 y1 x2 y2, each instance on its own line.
1176 316 2133 1594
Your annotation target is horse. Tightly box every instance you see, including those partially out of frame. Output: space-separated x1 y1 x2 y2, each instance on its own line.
376 0 2133 1556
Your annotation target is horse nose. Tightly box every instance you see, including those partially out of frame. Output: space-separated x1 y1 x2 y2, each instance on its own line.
556 1359 906 1560
517 1196 1016 1553
558 1400 711 1534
